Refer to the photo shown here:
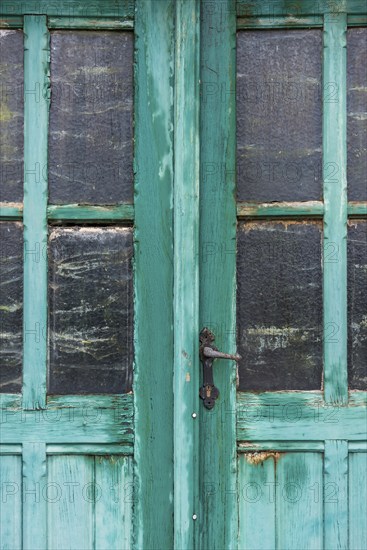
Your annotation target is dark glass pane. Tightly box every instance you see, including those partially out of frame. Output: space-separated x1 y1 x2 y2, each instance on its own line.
347 28 367 201
0 31 23 202
237 221 323 390
49 31 133 205
348 222 367 389
237 30 322 202
0 222 23 392
48 227 133 394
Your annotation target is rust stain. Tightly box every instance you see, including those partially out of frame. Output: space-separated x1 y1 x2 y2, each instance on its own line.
245 451 281 465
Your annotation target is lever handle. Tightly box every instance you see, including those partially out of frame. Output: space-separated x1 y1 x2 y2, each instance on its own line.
202 346 241 362
199 328 240 409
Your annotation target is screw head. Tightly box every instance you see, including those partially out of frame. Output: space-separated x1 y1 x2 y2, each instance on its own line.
192 412 197 419
192 514 197 520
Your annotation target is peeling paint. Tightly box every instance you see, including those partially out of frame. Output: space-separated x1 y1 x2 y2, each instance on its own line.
245 451 281 465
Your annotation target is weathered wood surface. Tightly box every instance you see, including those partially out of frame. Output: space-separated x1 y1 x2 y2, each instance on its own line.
0 1 134 17
199 1 237 549
323 14 348 405
324 440 348 550
349 452 367 549
237 221 323 390
47 203 134 222
22 442 47 550
48 31 133 205
22 16 49 410
0 395 133 443
237 392 367 441
134 1 175 548
173 1 200 548
0 222 23 393
48 227 133 394
0 29 23 202
0 454 22 549
237 1 367 16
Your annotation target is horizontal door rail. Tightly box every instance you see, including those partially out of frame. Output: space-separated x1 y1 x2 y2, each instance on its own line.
237 201 367 218
0 0 134 18
48 16 133 29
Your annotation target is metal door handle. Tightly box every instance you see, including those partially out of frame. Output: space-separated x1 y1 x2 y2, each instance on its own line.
199 328 241 410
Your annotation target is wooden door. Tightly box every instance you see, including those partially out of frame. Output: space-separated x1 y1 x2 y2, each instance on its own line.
199 2 367 550
0 1 176 549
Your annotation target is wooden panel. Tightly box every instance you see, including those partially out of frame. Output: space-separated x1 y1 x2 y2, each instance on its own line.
238 453 276 549
349 452 367 550
0 222 23 393
237 392 367 441
134 2 175 548
347 27 367 201
48 31 133 205
47 455 94 550
0 395 133 444
324 440 348 549
237 221 323 390
236 1 367 16
348 221 367 389
173 1 200 548
0 454 22 549
22 442 47 550
199 1 237 549
22 16 49 410
48 227 133 394
95 456 133 550
276 453 323 549
0 29 23 202
237 29 322 201
323 14 348 404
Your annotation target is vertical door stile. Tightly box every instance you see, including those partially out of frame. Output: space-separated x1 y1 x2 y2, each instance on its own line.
323 12 348 405
173 1 200 548
134 2 175 548
23 16 50 410
199 1 237 549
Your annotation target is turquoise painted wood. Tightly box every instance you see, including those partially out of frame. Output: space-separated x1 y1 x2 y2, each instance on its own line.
323 14 348 405
47 204 134 222
134 1 175 548
0 455 22 549
324 440 349 549
22 16 49 410
22 442 47 550
94 456 133 550
0 0 134 17
199 2 237 549
276 453 323 550
173 1 200 548
47 455 94 549
349 453 367 549
238 453 276 549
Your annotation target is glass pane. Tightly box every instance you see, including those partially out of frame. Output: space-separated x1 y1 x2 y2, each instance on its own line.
49 31 133 205
0 30 23 203
237 221 323 390
48 227 133 394
0 222 23 392
347 27 367 201
237 30 322 202
348 221 367 389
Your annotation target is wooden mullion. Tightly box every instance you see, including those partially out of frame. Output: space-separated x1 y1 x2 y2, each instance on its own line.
48 17 133 30
237 15 323 29
22 16 49 410
47 203 134 223
323 13 348 405
0 16 23 28
237 201 324 218
0 203 23 220
324 440 349 549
